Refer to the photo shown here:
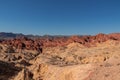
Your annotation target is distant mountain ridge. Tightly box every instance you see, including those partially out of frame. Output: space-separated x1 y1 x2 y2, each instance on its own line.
0 32 69 39
0 32 25 39
1 32 120 39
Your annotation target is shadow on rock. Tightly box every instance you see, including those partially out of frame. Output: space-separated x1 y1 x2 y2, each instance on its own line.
0 60 22 80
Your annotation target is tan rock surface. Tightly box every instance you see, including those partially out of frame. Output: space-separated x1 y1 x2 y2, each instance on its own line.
1 33 120 80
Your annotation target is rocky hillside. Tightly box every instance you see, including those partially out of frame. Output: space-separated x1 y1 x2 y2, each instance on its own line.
1 33 120 80
1 33 120 49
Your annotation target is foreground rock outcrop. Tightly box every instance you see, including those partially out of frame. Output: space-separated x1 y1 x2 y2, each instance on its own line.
0 61 22 80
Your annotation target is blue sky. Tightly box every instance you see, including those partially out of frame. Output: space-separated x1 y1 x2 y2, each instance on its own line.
0 0 120 35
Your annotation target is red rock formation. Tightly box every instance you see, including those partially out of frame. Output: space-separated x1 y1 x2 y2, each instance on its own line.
1 37 43 53
1 33 120 52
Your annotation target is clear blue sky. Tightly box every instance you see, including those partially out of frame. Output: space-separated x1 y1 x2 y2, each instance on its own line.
0 0 120 35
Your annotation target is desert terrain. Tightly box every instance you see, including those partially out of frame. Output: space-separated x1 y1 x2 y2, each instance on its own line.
0 33 120 80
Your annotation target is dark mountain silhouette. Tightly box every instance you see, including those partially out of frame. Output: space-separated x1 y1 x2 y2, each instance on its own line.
0 32 24 39
0 32 69 39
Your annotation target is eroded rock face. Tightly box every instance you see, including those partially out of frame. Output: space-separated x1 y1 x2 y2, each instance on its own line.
28 63 93 80
1 33 120 80
0 61 22 80
1 37 43 53
1 33 120 49
39 33 120 47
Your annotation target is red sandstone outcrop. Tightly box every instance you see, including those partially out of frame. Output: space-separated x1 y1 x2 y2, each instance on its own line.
1 37 42 53
1 33 120 52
